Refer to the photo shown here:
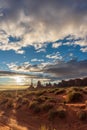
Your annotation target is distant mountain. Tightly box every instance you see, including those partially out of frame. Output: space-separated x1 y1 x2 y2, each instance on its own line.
58 77 87 87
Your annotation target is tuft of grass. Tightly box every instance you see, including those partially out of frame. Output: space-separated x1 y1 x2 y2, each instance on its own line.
47 98 57 104
48 106 66 121
39 125 56 130
57 106 66 119
48 88 58 93
77 111 87 121
34 97 45 104
41 103 54 112
5 99 14 109
48 109 58 121
29 101 41 113
22 98 29 105
29 101 38 109
39 125 49 130
0 98 8 105
55 89 65 95
66 87 83 94
36 90 46 96
66 91 83 103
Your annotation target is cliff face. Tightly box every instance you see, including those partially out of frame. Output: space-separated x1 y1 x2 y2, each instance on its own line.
58 77 87 87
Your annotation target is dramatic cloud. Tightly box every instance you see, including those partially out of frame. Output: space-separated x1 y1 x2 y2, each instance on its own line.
0 70 38 78
43 59 87 80
0 0 87 53
7 62 43 73
7 59 87 81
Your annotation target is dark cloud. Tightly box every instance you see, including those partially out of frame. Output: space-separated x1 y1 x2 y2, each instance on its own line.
43 59 87 80
7 59 87 81
0 70 38 78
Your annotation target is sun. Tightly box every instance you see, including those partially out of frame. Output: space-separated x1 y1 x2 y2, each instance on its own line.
15 76 23 85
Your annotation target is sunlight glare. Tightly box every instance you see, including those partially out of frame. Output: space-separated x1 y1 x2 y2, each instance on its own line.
15 76 23 85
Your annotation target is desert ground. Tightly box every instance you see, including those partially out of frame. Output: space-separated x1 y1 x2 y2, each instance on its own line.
0 86 87 130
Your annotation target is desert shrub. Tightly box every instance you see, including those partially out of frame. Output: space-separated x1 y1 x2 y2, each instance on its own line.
22 98 29 105
5 92 13 98
36 90 46 96
39 125 49 130
33 106 41 113
66 91 83 103
29 101 38 109
72 87 82 92
6 99 14 109
16 103 22 109
83 90 87 94
57 106 66 119
48 107 66 121
48 109 58 121
48 98 57 103
34 97 45 104
48 88 58 93
44 96 49 100
29 101 41 113
77 111 87 121
0 98 8 105
41 103 54 112
67 87 83 94
24 91 36 97
17 96 22 103
55 89 65 95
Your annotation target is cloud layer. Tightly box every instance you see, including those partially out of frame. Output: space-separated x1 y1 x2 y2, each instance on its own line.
0 0 87 53
7 59 87 81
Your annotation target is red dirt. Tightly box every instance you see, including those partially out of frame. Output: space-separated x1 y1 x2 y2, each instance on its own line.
0 88 87 130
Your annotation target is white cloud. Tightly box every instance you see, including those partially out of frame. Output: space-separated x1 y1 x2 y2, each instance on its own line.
80 47 87 52
31 58 44 62
0 0 87 53
52 42 62 48
36 48 46 53
46 52 62 60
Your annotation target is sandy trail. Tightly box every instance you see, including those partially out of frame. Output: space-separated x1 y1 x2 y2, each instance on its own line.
0 110 28 130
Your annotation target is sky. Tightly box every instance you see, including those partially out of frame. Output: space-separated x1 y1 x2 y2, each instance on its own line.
0 0 87 87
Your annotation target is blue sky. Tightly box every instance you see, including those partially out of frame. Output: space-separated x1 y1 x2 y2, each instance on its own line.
0 0 87 86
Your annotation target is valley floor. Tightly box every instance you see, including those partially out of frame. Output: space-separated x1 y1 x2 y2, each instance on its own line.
0 86 87 130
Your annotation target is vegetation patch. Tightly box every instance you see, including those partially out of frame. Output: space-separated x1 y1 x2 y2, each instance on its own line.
34 97 45 104
41 103 54 112
29 101 41 113
77 111 87 121
66 91 83 103
36 90 46 96
55 89 65 95
48 107 66 121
